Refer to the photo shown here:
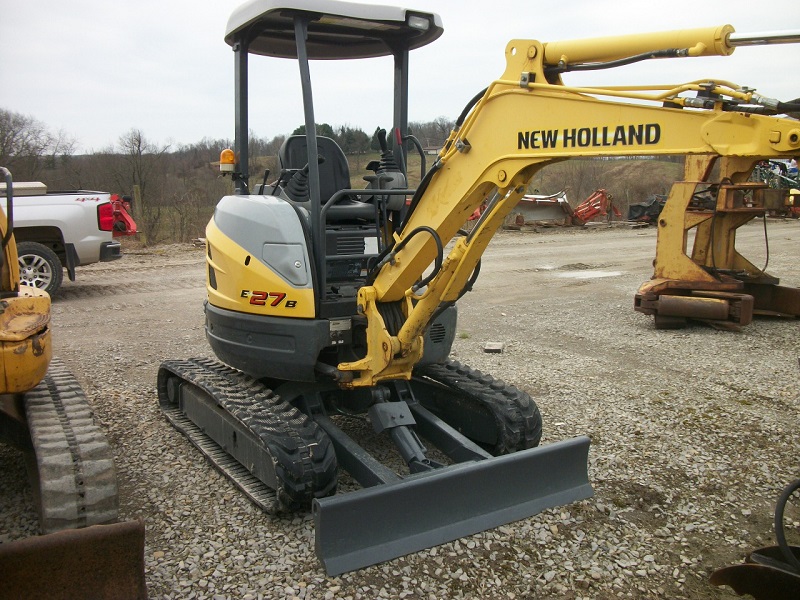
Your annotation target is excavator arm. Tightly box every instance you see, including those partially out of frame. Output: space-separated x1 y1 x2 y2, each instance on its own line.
339 25 800 386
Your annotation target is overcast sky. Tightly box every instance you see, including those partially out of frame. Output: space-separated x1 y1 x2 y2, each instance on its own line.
1 0 798 153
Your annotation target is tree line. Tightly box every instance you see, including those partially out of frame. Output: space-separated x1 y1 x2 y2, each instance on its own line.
2 107 681 244
0 108 461 245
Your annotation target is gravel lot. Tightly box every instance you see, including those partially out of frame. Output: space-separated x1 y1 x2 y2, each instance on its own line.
1 220 798 599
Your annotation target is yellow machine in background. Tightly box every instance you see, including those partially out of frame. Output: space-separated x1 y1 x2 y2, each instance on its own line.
0 170 51 391
0 232 51 394
0 167 147 599
160 0 799 576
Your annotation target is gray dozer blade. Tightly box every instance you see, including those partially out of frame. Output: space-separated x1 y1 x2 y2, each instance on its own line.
314 435 592 576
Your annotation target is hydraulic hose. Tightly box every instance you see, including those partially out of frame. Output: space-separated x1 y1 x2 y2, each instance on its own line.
386 226 444 292
430 256 482 325
456 87 489 128
402 134 426 179
399 86 487 235
777 99 800 113
386 158 442 257
545 48 686 78
367 222 444 287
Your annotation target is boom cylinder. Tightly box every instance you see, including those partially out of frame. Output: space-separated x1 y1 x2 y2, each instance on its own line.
542 25 736 65
541 26 800 67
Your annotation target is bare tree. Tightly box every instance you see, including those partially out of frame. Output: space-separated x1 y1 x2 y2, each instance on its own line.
560 159 606 204
433 116 455 143
0 108 75 180
168 145 233 240
109 129 171 244
408 117 454 150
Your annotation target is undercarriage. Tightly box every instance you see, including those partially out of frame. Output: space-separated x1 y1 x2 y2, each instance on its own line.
157 357 591 574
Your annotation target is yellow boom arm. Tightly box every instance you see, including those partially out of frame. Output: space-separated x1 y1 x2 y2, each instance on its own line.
338 26 800 386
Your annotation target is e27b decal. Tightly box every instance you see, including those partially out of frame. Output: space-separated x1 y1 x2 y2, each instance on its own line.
240 290 297 308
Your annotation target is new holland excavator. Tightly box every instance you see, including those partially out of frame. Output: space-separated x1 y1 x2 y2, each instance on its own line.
0 168 146 599
158 0 800 575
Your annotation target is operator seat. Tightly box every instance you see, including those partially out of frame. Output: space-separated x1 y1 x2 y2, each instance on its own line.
279 135 375 221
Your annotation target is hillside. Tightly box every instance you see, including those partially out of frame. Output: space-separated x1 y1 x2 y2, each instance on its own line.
345 152 684 216
528 158 684 214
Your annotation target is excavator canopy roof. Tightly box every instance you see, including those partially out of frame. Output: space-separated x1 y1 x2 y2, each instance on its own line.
225 0 443 59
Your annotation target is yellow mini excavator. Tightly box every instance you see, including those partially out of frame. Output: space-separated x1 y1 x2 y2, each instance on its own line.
158 0 799 575
0 168 146 599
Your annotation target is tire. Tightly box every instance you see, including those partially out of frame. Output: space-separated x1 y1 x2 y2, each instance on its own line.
17 241 63 295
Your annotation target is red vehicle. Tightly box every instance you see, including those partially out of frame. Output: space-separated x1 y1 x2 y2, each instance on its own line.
572 189 621 224
109 194 138 236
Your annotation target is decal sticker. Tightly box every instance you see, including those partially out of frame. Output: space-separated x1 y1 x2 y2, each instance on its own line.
240 290 297 308
518 123 661 149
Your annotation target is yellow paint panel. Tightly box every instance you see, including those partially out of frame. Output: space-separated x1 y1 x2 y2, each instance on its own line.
0 288 51 393
206 219 315 318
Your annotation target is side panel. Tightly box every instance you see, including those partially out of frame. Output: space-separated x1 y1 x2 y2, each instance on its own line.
0 287 51 394
206 195 315 319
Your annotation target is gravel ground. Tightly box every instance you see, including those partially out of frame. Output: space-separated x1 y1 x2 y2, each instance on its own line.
1 220 798 599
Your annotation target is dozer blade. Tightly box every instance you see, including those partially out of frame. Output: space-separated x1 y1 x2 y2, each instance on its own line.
314 435 592 576
0 520 147 600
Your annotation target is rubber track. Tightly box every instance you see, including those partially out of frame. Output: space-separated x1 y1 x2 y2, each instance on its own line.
414 359 542 455
157 358 337 512
24 358 119 533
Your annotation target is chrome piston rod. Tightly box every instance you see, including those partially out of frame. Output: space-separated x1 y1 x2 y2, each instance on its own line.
728 30 800 47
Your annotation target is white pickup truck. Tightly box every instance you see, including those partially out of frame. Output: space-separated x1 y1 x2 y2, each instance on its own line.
0 181 129 295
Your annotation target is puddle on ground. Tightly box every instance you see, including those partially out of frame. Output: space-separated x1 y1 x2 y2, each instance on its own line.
556 270 623 279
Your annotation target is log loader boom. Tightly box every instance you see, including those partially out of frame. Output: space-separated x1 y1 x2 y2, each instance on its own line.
159 0 799 576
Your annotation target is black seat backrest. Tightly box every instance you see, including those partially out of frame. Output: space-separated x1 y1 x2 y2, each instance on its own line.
279 135 351 204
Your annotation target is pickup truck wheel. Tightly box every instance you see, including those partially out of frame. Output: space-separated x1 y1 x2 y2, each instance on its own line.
17 241 63 295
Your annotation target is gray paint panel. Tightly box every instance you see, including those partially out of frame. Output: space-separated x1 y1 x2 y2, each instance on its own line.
213 194 313 289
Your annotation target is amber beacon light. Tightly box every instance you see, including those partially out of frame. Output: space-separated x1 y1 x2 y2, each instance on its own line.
219 148 235 174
